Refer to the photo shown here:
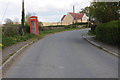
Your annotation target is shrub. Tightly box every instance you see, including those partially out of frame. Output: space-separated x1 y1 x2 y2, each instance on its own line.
73 22 88 25
96 20 120 46
25 24 30 33
43 25 65 27
2 24 21 37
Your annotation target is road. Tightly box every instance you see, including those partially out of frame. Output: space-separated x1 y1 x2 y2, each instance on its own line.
4 29 118 78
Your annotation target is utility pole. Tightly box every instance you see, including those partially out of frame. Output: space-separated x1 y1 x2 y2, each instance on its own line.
21 0 25 35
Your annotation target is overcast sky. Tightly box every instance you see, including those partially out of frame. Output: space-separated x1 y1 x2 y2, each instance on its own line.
0 0 91 24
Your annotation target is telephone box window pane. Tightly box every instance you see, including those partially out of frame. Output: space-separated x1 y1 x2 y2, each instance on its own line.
31 21 36 34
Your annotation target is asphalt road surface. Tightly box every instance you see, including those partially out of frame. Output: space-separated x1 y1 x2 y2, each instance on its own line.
4 29 118 78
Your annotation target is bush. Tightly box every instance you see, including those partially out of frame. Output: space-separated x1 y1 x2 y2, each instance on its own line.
2 24 21 37
25 24 30 33
73 22 88 25
96 20 120 46
43 25 65 27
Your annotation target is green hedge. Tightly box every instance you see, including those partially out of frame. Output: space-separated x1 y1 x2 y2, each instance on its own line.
43 25 76 29
96 20 120 46
2 24 32 37
43 23 88 28
73 22 88 25
2 24 21 37
43 25 66 27
2 24 37 48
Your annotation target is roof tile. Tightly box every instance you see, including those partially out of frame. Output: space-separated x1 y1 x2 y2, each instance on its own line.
69 12 84 19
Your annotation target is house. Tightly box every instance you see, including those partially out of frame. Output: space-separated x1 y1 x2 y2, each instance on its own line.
61 12 88 25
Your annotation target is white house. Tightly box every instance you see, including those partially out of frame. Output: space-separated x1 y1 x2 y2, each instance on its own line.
61 12 88 25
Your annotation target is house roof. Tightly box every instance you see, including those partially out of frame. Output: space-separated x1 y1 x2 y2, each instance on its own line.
69 12 84 20
61 12 85 21
61 15 66 21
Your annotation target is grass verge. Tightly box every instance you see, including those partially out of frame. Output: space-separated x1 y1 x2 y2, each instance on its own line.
2 27 87 49
88 30 96 36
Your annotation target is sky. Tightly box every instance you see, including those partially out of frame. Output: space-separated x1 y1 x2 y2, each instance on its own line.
0 0 91 24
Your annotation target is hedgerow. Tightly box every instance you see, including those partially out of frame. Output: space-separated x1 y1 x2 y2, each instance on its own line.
96 20 120 46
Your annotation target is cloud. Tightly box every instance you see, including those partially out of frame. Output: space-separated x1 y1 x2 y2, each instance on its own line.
0 0 90 23
35 5 69 22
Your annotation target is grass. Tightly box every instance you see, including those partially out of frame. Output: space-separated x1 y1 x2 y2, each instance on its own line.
88 30 96 36
2 27 87 49
2 53 14 64
2 34 37 49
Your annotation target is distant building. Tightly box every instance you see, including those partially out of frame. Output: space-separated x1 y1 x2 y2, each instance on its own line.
61 12 88 25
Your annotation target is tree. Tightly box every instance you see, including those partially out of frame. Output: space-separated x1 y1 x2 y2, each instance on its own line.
25 13 32 25
4 18 13 25
14 17 19 24
25 12 37 25
79 6 90 16
89 2 119 23
39 21 43 27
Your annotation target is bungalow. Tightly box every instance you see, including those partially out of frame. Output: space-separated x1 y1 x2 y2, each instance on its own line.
61 12 88 25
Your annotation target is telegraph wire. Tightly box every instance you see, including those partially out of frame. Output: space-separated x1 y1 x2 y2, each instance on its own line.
1 0 11 24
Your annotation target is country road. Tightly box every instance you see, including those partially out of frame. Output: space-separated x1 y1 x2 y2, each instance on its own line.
4 29 118 78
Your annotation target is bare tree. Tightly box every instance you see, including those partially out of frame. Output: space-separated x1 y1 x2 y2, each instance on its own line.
4 18 13 25
25 13 32 25
25 12 36 25
14 17 19 24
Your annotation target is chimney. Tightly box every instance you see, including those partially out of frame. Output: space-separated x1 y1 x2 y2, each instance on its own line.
73 6 75 13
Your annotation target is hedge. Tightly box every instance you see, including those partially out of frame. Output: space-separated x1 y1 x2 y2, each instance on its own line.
43 22 88 28
96 20 120 46
43 25 66 27
2 24 36 48
73 22 88 25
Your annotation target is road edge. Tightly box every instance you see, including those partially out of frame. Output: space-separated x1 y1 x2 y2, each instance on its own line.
1 38 38 76
82 34 119 57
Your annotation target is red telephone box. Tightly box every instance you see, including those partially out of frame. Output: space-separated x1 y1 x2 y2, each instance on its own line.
30 16 39 35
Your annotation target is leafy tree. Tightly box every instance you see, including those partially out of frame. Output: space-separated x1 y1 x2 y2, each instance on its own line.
79 6 90 16
89 2 120 23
